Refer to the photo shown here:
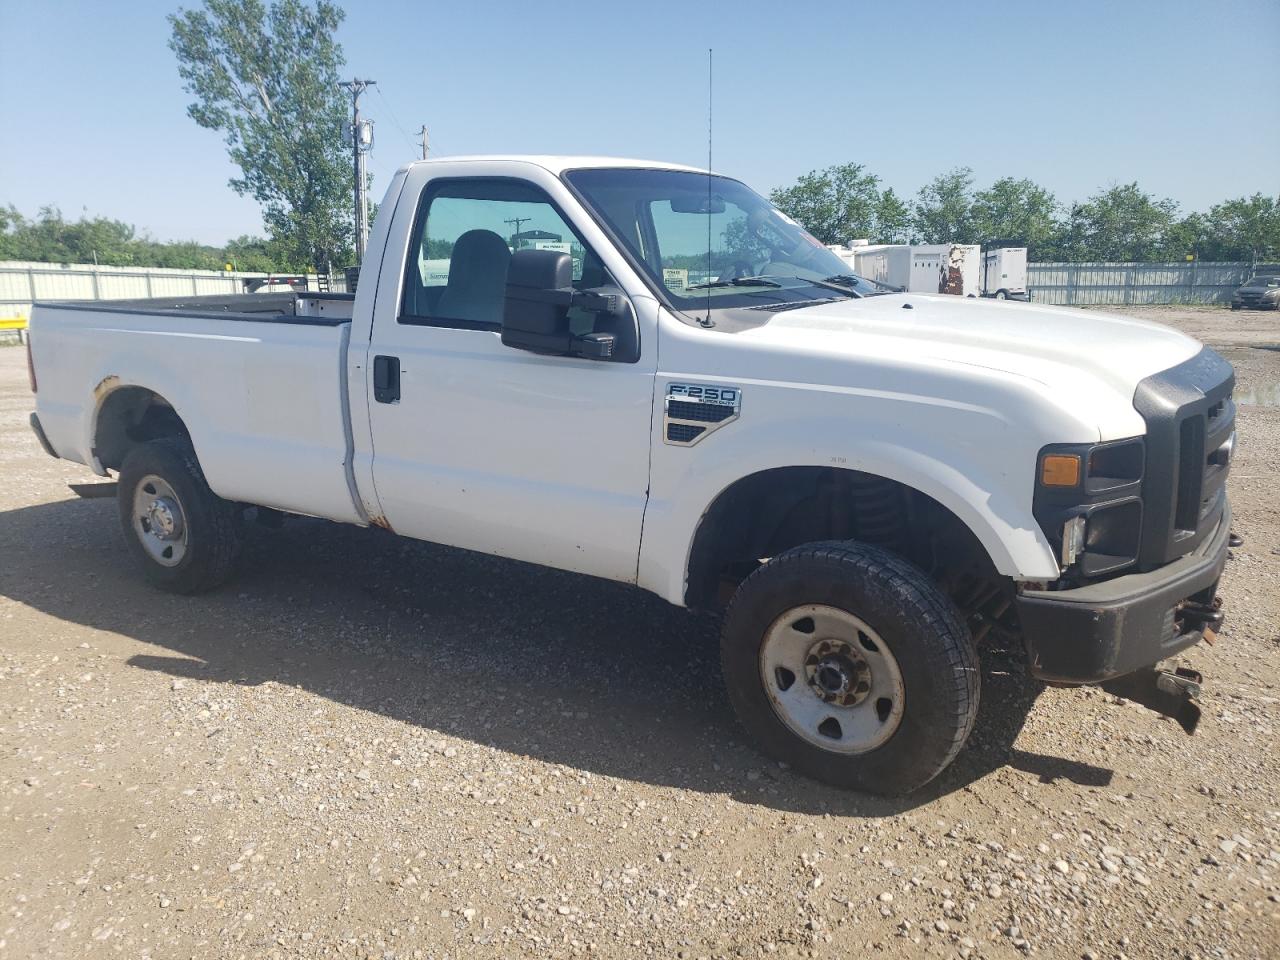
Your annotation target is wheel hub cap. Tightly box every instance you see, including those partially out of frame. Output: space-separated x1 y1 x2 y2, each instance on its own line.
759 604 906 755
806 641 872 706
147 497 183 540
132 474 189 567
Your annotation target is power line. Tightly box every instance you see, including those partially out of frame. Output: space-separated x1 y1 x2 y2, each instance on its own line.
504 217 531 248
373 86 420 155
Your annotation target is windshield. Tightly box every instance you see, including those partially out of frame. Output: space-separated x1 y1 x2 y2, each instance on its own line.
1245 275 1280 287
564 167 889 312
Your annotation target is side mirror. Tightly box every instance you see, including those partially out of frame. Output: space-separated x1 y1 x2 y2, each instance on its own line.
502 249 616 360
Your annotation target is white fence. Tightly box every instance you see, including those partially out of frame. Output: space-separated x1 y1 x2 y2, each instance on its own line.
3 258 1274 318
0 260 347 320
1027 261 1278 306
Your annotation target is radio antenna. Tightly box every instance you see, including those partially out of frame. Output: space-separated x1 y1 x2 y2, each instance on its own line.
704 47 713 326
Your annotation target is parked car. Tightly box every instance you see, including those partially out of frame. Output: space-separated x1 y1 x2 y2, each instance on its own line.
27 157 1234 795
1230 274 1280 310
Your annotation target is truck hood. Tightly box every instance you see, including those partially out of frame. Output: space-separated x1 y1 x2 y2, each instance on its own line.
736 293 1201 398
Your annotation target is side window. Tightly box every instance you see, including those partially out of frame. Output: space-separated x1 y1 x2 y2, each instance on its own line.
400 178 607 330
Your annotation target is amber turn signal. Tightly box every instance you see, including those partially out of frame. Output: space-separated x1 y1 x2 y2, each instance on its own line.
1041 454 1081 487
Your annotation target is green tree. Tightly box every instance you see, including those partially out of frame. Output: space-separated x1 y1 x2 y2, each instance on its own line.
770 162 884 245
169 0 352 271
1196 194 1280 262
913 167 976 243
1058 183 1180 261
969 177 1058 258
0 205 22 260
0 204 293 271
875 188 912 244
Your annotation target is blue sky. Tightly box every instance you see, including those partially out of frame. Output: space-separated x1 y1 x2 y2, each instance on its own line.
2 0 1277 246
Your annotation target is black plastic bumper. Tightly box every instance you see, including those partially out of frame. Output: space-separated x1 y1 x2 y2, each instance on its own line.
1015 501 1230 684
29 412 58 459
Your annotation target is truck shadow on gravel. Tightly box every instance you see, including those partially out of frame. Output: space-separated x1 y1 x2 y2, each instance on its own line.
0 497 1113 814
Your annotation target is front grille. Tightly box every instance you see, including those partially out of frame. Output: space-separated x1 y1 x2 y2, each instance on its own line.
1133 347 1234 570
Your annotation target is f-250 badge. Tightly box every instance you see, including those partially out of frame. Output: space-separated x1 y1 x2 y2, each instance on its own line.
663 383 742 446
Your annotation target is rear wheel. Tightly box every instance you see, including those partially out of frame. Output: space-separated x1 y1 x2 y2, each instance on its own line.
117 439 243 593
994 289 1008 300
720 541 979 794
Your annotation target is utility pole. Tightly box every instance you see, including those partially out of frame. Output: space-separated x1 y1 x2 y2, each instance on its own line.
504 216 530 250
339 78 376 263
416 125 429 160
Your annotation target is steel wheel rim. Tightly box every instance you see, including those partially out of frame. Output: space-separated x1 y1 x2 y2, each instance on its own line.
759 604 905 754
132 474 188 567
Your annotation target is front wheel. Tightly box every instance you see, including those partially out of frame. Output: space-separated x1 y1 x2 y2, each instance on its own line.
117 439 243 593
994 289 1008 300
720 541 979 794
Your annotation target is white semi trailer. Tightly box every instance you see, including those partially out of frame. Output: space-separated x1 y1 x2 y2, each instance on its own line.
982 247 1029 300
830 243 981 296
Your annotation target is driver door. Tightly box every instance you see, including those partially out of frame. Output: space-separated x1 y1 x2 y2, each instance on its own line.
364 175 656 583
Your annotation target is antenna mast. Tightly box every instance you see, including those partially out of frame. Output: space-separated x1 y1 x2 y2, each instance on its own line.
705 48 713 325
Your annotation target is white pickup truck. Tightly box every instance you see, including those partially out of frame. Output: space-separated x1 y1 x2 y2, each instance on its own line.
27 157 1235 794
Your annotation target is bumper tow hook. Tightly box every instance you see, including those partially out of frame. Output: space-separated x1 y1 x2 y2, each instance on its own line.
1179 599 1224 632
1100 666 1204 735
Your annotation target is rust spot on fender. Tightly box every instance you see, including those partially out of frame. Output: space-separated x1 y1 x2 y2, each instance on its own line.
369 514 394 533
93 374 121 400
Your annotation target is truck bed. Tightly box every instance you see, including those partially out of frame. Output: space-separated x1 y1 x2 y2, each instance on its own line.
30 293 365 526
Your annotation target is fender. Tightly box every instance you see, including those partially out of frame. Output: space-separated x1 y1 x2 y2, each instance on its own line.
638 409 1064 607
85 371 201 476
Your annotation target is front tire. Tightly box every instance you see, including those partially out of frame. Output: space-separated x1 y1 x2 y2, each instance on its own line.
117 439 243 594
720 541 979 794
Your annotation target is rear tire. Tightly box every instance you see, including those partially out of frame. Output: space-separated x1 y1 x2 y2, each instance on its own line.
994 289 1008 300
720 541 979 795
117 439 243 594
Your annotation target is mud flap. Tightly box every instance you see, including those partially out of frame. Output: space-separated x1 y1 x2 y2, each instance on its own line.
1100 665 1203 734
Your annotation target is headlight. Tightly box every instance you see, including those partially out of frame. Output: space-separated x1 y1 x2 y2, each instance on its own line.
1034 438 1145 577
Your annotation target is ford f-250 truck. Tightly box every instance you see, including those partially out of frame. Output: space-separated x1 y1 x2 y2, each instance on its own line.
27 157 1235 794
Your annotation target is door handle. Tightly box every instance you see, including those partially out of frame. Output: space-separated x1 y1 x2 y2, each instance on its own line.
373 355 400 403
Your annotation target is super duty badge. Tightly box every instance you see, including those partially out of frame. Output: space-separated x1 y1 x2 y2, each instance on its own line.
664 382 742 446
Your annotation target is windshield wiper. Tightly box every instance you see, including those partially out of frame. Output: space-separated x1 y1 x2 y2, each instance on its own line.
687 275 783 290
818 274 901 297
780 275 861 298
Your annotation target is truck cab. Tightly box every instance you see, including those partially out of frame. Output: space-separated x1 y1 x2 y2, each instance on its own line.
28 157 1235 795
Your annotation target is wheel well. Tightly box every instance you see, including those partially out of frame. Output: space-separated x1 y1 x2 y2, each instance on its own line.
94 386 191 472
685 466 1019 646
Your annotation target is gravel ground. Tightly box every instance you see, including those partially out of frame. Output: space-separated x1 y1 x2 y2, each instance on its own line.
1 304 1278 959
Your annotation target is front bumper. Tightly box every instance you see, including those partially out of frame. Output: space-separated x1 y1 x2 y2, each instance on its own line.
1015 501 1230 684
1232 299 1279 309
